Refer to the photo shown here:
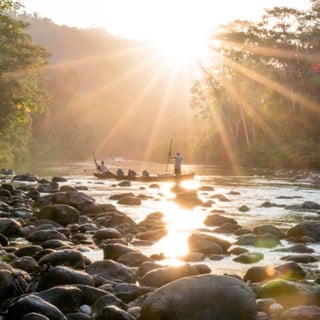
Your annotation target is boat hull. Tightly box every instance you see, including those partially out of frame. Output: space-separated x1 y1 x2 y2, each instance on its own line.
94 172 195 182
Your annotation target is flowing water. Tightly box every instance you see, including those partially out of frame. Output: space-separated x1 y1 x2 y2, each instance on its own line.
3 160 320 277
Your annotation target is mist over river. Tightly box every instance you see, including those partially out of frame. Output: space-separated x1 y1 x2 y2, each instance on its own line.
3 159 320 277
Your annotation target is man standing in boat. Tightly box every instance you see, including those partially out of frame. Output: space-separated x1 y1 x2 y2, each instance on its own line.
170 152 183 175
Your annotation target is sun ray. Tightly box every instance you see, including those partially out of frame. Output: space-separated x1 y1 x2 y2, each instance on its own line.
93 50 178 156
221 46 320 117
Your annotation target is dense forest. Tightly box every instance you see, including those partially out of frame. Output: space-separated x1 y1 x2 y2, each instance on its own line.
191 0 320 169
1 0 320 169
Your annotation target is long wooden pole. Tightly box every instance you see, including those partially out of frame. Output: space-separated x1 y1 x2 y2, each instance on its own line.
93 152 99 171
165 139 173 174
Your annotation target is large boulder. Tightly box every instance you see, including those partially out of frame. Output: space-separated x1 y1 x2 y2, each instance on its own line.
139 264 200 288
257 278 320 308
35 204 80 226
286 222 320 241
140 274 257 320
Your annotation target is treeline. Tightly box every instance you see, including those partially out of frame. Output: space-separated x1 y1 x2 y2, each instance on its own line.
191 1 320 169
1 0 320 170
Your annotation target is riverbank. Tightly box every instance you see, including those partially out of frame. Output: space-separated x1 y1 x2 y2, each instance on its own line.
0 170 319 318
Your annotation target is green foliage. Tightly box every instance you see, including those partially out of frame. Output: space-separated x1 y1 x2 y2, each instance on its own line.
0 0 49 161
191 3 320 169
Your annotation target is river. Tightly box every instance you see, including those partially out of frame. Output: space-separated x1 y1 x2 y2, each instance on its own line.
3 159 320 278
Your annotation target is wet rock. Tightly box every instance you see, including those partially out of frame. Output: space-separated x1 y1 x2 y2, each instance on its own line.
12 173 39 182
239 205 250 212
257 278 320 308
26 229 68 243
188 232 231 254
302 201 320 210
0 233 9 246
94 305 134 320
118 196 142 206
244 265 281 283
21 313 51 320
0 218 22 237
86 260 136 283
244 261 306 283
82 203 117 215
36 266 95 291
273 243 314 253
0 269 16 299
139 264 200 288
59 185 77 192
214 222 241 233
95 212 137 229
274 261 306 280
110 193 135 201
0 188 12 200
52 176 67 183
118 181 131 187
286 222 320 241
233 252 264 264
35 204 80 226
65 312 91 320
34 285 83 314
38 249 90 269
139 274 257 320
37 181 59 193
15 245 43 257
36 191 95 211
229 246 249 255
210 193 230 202
32 248 56 262
199 185 215 191
235 233 281 248
7 294 67 320
41 239 72 249
10 256 40 274
117 251 153 267
136 261 164 279
93 228 122 241
73 284 109 306
204 214 237 226
0 168 14 175
112 283 152 303
253 224 285 239
91 293 127 315
103 243 138 261
280 254 319 263
281 305 320 320
180 251 205 262
135 228 167 242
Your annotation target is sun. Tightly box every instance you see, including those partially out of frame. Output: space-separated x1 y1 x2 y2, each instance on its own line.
99 0 214 70
149 29 211 70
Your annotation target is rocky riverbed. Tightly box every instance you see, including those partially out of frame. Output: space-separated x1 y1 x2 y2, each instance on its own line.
0 170 319 319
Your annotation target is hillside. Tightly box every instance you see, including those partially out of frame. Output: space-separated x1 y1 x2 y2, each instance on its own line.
20 14 196 161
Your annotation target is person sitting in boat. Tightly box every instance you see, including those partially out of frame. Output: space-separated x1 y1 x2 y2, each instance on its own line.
142 170 149 177
117 168 124 176
95 160 110 173
128 169 136 177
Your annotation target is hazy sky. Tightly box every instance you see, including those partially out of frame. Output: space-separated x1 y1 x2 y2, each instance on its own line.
21 0 311 40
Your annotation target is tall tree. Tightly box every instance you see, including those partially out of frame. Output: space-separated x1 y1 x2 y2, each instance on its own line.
191 3 320 168
0 0 49 161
